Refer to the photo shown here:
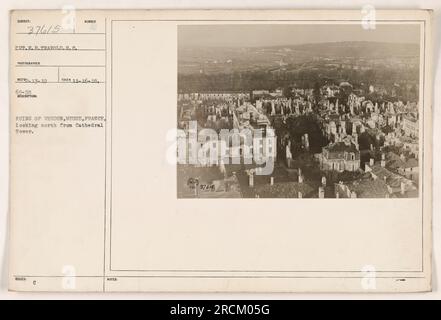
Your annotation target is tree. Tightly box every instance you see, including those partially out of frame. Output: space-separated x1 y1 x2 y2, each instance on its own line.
283 85 294 99
313 81 321 104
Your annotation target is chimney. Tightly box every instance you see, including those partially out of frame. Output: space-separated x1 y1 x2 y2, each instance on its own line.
270 176 274 186
304 133 310 151
298 168 303 183
387 185 393 194
318 187 325 199
401 181 406 195
249 173 254 187
353 133 359 150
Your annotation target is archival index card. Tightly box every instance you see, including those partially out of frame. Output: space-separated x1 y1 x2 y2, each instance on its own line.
9 9 433 292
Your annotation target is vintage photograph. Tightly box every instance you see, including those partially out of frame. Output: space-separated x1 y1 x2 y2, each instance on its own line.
7 8 433 295
177 24 421 199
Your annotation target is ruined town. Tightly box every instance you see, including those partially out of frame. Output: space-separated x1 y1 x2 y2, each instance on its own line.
177 39 420 199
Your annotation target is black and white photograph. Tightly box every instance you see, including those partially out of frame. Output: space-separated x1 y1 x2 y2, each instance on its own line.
3 7 435 296
177 24 421 199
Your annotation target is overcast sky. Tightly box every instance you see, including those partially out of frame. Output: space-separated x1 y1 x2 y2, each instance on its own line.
178 24 420 47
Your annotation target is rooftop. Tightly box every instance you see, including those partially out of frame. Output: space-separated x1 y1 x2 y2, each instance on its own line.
325 141 359 153
254 181 315 198
336 175 390 198
367 164 416 190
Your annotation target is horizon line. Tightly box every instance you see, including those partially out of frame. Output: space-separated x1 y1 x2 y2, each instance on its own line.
178 40 420 49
